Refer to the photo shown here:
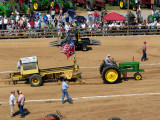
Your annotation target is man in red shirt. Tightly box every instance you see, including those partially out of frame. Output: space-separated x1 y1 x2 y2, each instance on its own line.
30 19 35 29
141 41 147 61
94 10 98 23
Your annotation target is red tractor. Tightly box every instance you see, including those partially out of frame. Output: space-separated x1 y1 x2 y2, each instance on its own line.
141 0 156 8
74 0 106 10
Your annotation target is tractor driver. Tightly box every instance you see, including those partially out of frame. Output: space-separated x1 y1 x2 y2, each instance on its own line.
105 54 114 66
17 60 22 71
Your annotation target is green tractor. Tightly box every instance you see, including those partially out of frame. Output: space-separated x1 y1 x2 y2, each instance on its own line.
0 1 13 18
99 60 144 84
120 0 138 11
61 30 90 51
15 0 34 16
54 0 73 13
31 0 55 11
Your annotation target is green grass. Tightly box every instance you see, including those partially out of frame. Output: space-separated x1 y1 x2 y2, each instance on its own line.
76 6 86 11
106 4 121 10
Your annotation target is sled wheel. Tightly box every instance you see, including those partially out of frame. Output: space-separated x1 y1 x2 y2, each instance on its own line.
29 74 42 87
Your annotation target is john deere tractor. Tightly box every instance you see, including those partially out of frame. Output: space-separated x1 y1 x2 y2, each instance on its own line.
31 0 55 11
0 0 13 18
54 0 73 13
15 0 34 16
120 0 138 11
99 60 144 84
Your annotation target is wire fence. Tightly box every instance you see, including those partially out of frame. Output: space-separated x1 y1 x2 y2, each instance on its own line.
0 26 160 39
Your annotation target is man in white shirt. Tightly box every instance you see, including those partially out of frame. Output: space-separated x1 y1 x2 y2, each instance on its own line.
0 16 3 30
9 91 16 117
34 19 40 29
46 12 52 23
3 16 8 30
51 7 55 20
62 79 72 104
105 54 114 65
81 22 86 28
88 10 93 22
65 23 70 33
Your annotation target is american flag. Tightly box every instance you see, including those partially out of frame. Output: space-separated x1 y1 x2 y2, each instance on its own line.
61 39 75 59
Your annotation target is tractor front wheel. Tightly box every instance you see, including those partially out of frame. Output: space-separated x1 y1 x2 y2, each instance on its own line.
134 73 142 80
33 0 41 11
29 74 42 87
132 6 137 11
102 66 121 84
120 0 126 9
50 0 55 8
82 45 88 51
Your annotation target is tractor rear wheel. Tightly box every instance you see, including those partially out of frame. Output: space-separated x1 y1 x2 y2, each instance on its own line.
33 0 41 11
134 72 142 80
120 0 126 9
102 66 121 84
55 3 62 14
132 6 137 11
86 0 93 10
99 62 105 75
15 4 20 13
29 74 42 87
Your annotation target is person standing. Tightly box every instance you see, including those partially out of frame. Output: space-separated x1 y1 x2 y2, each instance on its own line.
141 41 147 61
88 10 93 23
62 79 72 104
17 89 20 102
51 7 55 20
65 11 69 23
18 91 25 118
94 10 98 23
0 16 3 30
9 91 16 117
3 16 8 30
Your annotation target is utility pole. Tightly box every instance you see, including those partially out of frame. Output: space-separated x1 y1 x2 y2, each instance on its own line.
127 0 129 35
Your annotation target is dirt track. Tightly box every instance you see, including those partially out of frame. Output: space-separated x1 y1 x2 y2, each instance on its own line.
0 35 160 120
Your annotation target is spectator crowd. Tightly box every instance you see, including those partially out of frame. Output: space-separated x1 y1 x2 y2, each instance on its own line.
0 7 160 38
